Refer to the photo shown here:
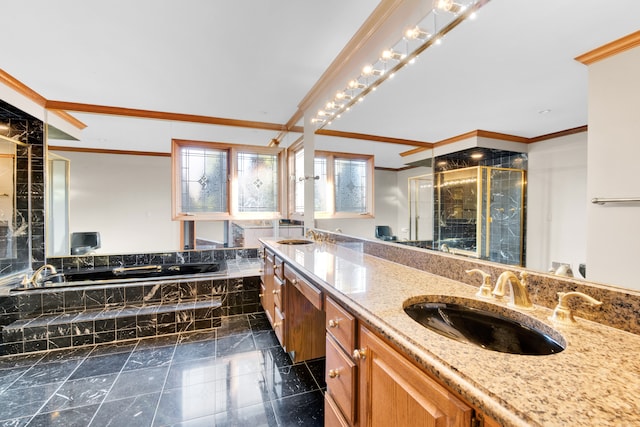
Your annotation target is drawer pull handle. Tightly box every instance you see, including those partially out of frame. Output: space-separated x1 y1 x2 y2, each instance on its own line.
274 264 280 270
272 290 279 295
259 293 264 298
273 322 282 328
328 319 339 328
291 279 298 285
353 348 367 360
328 369 341 379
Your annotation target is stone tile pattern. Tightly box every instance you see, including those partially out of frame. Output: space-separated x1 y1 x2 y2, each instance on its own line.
0 314 326 427
45 247 259 272
0 256 262 356
0 100 45 276
324 231 640 335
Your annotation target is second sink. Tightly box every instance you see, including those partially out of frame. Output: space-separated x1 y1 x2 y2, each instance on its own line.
404 297 565 356
277 239 313 245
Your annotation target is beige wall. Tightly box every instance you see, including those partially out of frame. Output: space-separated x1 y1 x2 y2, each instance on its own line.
56 150 180 254
586 45 640 289
526 132 588 275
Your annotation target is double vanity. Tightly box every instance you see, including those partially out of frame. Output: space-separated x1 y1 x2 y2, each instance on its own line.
260 235 640 426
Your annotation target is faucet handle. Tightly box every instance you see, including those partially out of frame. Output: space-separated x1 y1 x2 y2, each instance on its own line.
465 269 492 298
549 291 603 325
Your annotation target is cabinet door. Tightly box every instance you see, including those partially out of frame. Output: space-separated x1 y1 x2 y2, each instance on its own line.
325 393 351 427
326 334 356 425
286 282 325 363
261 249 275 325
358 326 473 427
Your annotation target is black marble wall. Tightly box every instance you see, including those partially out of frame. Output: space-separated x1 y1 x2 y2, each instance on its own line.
0 99 45 277
46 247 259 272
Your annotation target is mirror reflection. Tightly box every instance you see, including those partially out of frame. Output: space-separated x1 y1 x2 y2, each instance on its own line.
47 117 589 285
0 136 17 260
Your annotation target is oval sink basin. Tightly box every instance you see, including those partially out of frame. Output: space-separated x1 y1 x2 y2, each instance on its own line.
277 239 313 245
404 297 565 355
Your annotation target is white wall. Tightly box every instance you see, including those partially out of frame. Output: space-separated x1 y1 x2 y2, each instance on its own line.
316 169 395 239
57 151 180 254
526 133 587 275
397 166 432 241
586 46 640 290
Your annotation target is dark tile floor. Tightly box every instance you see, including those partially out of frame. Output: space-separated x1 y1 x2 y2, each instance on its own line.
0 313 325 427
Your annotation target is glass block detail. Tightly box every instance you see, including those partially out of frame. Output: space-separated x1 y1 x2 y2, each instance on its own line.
180 146 228 213
237 152 278 213
335 158 367 213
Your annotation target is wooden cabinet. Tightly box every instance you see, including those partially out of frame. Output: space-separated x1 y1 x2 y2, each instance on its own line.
261 247 325 363
284 265 325 362
358 325 473 427
263 246 501 427
261 249 286 346
325 393 351 427
260 249 275 325
325 297 358 426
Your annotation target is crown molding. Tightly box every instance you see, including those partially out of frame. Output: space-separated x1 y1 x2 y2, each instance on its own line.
45 101 287 132
49 145 170 157
315 128 433 147
575 30 640 65
0 68 86 129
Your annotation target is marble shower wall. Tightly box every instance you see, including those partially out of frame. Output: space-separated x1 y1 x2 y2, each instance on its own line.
0 100 45 277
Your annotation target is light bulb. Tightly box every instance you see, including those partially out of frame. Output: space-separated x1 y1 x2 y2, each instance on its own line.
382 49 405 61
362 64 385 77
404 26 431 41
335 91 352 101
348 80 366 89
434 0 462 13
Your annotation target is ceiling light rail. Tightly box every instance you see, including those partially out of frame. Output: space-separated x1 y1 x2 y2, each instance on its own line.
312 0 490 129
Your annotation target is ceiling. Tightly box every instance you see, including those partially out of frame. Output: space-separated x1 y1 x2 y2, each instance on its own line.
3 0 640 169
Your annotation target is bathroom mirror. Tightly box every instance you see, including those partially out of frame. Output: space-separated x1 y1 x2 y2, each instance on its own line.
0 135 18 260
39 0 640 292
0 131 32 280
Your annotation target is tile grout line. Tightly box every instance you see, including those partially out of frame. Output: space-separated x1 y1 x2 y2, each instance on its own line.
85 340 144 426
148 333 182 427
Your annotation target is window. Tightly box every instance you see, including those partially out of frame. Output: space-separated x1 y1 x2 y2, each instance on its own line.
290 147 374 218
172 140 282 220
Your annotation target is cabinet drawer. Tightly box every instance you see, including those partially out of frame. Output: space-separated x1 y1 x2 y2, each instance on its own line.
274 306 285 346
273 255 284 280
326 297 356 353
324 393 350 427
265 249 274 263
326 335 356 425
285 266 322 310
273 276 285 310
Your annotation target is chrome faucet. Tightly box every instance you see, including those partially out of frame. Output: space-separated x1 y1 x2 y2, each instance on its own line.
22 264 58 287
492 271 533 309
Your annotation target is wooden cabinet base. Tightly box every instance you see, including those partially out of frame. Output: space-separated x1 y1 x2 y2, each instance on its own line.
286 284 325 362
325 393 350 427
358 325 473 427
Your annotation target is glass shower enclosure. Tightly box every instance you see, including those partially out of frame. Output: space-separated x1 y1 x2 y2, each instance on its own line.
434 166 526 266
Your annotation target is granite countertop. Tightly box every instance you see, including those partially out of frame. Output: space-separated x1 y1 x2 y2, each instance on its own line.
261 239 640 427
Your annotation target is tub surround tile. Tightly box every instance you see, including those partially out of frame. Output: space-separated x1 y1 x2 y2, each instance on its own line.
1 262 260 356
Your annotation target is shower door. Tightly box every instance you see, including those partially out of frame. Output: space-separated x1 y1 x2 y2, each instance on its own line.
408 175 433 242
